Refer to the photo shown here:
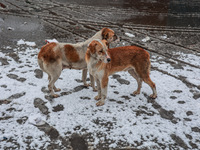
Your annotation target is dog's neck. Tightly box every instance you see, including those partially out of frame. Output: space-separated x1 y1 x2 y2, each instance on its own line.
80 30 102 52
88 53 102 69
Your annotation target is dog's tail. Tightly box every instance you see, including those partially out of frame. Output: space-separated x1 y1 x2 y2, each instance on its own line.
38 44 47 73
38 58 45 72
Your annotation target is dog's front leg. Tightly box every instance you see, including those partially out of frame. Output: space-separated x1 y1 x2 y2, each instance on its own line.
96 77 108 106
82 68 89 87
94 78 101 100
90 74 97 91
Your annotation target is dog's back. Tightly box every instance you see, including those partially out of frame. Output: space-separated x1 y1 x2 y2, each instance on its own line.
106 46 151 77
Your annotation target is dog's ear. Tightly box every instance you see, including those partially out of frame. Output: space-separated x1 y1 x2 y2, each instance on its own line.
102 39 109 49
88 41 97 54
105 41 109 49
102 28 109 40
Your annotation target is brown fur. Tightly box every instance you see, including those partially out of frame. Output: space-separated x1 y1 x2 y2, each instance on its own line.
64 45 80 62
38 28 118 98
85 40 157 106
38 42 59 63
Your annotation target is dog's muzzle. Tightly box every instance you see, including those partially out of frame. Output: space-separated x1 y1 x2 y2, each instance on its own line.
107 58 111 62
106 54 111 63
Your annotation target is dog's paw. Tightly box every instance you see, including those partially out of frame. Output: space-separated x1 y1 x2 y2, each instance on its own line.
96 100 105 106
52 94 60 98
133 91 140 95
84 83 90 87
150 94 157 99
54 88 61 92
93 87 98 92
94 95 101 100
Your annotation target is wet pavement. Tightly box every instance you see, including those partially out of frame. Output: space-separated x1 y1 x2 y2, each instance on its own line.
0 0 200 149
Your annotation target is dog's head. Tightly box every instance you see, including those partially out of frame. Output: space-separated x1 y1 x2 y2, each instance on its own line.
87 39 111 63
101 28 119 44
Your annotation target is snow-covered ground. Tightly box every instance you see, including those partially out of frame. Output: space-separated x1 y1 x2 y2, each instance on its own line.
0 39 200 149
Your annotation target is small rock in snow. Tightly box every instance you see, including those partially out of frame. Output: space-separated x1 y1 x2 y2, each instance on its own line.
7 27 14 31
125 32 135 38
160 34 167 39
142 36 150 42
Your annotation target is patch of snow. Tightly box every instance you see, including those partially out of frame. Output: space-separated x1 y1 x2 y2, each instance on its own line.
6 46 12 49
151 54 200 86
28 113 46 126
17 39 36 46
0 42 200 149
142 36 150 42
45 39 58 43
176 52 200 67
125 32 135 38
160 34 167 39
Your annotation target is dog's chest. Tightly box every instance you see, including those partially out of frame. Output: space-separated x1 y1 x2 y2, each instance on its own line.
88 63 104 79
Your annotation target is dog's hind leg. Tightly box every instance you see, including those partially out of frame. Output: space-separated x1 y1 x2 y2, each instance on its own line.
48 72 62 98
143 75 157 98
128 69 142 95
45 62 62 98
48 75 61 92
48 75 51 82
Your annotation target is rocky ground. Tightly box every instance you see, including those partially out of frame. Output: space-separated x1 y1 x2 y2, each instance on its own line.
0 0 200 150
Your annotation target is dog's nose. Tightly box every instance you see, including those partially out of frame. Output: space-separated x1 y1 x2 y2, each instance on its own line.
107 58 111 62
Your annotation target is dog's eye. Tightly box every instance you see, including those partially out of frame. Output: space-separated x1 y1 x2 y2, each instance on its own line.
99 50 103 53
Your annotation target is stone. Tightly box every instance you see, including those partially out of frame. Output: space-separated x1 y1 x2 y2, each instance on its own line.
193 93 200 100
70 134 88 150
191 127 200 133
34 98 49 115
53 104 64 112
112 74 121 79
34 69 43 79
170 134 188 149
186 111 193 116
7 73 18 80
8 92 26 99
117 78 130 85
73 85 88 92
0 57 9 65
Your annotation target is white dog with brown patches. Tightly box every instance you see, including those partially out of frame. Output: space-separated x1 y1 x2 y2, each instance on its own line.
38 28 118 98
85 39 157 106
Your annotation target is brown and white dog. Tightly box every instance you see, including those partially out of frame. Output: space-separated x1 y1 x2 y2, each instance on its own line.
85 39 157 106
38 28 118 97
